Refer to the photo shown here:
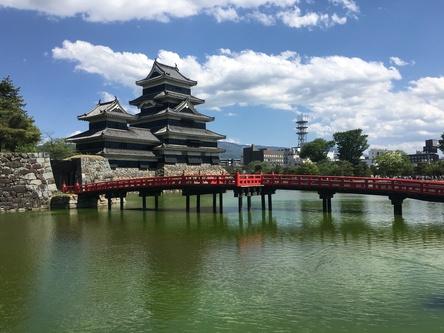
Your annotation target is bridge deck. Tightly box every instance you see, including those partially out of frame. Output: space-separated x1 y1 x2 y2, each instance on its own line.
62 173 444 202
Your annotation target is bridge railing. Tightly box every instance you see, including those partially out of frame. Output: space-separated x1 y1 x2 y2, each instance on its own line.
261 174 444 196
63 174 236 194
235 172 263 187
61 173 444 197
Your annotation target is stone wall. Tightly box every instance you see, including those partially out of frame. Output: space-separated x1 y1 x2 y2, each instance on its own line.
0 153 57 212
77 156 155 184
76 156 227 183
159 163 228 176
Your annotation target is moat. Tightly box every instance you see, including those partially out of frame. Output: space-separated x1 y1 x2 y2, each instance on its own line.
1 191 444 332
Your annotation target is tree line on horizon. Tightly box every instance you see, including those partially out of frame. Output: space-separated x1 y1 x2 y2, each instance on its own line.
2 75 444 177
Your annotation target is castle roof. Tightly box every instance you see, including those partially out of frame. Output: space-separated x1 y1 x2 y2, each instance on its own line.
67 127 160 144
153 125 225 140
78 98 135 122
136 60 197 87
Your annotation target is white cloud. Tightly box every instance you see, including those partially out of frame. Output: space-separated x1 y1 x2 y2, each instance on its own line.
389 56 415 67
247 10 276 25
208 6 240 22
99 91 115 102
0 0 357 28
329 0 359 14
52 40 444 152
277 7 347 28
223 137 242 144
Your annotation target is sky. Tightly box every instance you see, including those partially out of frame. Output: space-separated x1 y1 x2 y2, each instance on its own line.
1 0 444 152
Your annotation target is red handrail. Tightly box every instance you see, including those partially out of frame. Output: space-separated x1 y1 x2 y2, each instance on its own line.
62 173 444 197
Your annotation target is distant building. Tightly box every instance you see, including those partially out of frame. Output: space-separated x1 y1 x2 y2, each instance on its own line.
220 158 242 167
282 147 301 166
408 152 439 165
243 144 285 165
423 139 439 153
364 148 393 166
408 139 440 165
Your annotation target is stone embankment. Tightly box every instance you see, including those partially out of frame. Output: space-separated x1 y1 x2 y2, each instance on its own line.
0 153 57 212
77 156 228 183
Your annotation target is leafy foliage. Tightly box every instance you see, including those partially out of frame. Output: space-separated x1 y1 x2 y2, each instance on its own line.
299 138 334 162
37 137 76 160
375 151 413 177
0 76 41 152
333 129 369 165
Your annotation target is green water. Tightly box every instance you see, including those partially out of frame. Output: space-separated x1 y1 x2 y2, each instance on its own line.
1 191 444 332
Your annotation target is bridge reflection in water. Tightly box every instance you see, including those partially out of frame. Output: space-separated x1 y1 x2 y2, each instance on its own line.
62 173 444 217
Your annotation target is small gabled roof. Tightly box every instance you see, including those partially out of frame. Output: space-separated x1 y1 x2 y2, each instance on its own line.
136 60 197 87
78 98 135 122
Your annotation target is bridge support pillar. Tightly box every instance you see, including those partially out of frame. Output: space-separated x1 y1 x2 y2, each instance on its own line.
318 191 335 214
247 195 252 211
154 195 159 211
119 194 125 211
107 196 112 211
186 195 190 213
196 195 201 213
219 192 223 214
268 193 272 211
238 195 243 212
142 196 147 210
389 195 405 217
261 194 266 211
213 193 217 213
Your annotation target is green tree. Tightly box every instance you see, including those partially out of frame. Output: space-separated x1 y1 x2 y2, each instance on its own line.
296 161 319 175
299 138 334 162
0 76 41 151
333 129 369 165
37 137 75 160
423 160 444 177
317 160 354 176
375 151 413 177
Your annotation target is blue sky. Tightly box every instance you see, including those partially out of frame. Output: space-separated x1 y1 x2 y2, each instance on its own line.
1 0 444 152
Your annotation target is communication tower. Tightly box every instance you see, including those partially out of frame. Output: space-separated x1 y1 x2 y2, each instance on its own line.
295 114 308 149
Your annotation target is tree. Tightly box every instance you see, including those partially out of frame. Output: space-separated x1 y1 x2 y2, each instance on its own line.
295 161 319 175
317 160 354 176
299 138 334 162
375 151 413 177
0 76 41 151
37 137 75 160
333 129 369 165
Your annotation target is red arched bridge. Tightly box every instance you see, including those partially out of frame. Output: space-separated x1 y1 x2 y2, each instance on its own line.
62 173 444 216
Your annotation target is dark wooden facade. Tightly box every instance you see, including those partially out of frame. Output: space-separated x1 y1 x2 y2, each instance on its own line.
68 61 225 168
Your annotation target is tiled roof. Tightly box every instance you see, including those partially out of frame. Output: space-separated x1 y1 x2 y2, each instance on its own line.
78 98 135 121
67 127 160 144
154 125 225 139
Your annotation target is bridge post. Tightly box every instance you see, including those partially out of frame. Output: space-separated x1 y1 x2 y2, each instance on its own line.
142 195 147 210
389 195 405 217
247 195 252 211
196 195 201 213
107 196 112 211
154 195 159 211
213 192 217 213
238 195 243 212
267 193 272 211
261 194 266 211
219 192 223 214
186 195 190 213
119 194 125 211
318 191 335 214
